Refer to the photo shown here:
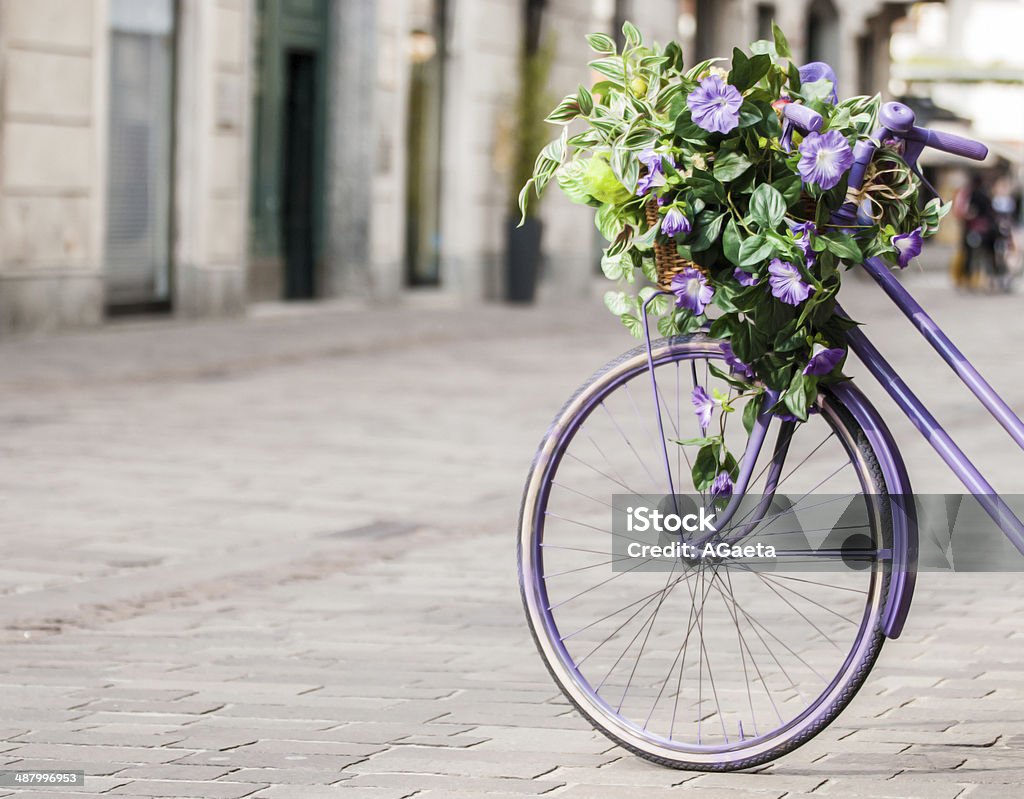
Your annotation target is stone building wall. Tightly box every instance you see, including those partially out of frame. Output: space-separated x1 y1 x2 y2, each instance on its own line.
0 0 252 335
0 0 107 333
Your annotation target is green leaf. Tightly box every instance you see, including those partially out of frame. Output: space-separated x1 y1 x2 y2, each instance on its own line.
822 233 863 263
708 361 751 391
723 218 743 265
545 94 580 124
737 235 774 266
621 126 659 150
554 161 593 205
589 57 626 85
517 179 535 225
800 77 835 104
782 371 816 422
690 211 727 252
737 103 764 128
604 290 635 316
772 21 792 59
685 58 726 81
728 49 771 92
610 147 639 195
692 444 719 491
622 20 641 48
772 174 802 206
640 255 658 283
713 152 752 182
620 312 644 339
577 84 594 115
642 293 672 316
601 251 630 280
654 82 686 112
658 313 681 337
585 32 616 55
749 183 787 229
676 435 722 448
743 392 762 434
595 204 623 242
787 60 802 92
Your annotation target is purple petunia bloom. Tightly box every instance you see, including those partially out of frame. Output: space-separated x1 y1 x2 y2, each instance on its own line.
687 75 743 135
692 385 716 432
733 267 759 287
721 342 755 379
798 130 854 191
892 227 923 268
768 258 813 306
636 148 666 196
798 62 839 104
711 471 734 498
661 207 691 237
671 267 714 316
803 342 845 376
789 220 817 267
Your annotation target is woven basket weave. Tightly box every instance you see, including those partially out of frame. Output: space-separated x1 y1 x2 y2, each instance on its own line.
645 200 704 291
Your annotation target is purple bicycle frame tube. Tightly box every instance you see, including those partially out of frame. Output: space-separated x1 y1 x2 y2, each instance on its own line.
843 311 1024 555
858 255 1024 450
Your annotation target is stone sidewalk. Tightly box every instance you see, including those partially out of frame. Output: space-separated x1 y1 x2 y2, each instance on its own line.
0 273 1023 797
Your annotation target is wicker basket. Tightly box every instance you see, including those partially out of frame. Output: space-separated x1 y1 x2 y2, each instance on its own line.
645 200 705 291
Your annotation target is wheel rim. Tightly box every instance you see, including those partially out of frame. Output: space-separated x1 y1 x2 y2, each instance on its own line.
520 339 890 765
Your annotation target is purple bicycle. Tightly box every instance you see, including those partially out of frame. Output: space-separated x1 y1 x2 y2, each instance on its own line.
517 101 1013 769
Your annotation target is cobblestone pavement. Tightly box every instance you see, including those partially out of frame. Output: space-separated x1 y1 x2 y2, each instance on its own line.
0 272 1023 798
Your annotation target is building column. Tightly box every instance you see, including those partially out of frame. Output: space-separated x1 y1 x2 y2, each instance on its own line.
324 0 377 299
173 0 252 318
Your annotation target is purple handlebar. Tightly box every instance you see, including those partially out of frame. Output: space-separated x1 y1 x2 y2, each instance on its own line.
906 127 988 161
878 101 987 161
781 102 823 133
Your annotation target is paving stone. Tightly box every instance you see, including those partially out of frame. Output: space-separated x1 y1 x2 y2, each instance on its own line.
343 773 562 794
107 780 265 797
0 281 1022 799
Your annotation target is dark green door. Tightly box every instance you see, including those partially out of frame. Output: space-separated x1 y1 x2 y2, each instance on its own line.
283 50 318 299
250 0 328 301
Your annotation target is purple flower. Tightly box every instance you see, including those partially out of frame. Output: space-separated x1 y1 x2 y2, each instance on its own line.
789 220 817 267
768 258 813 306
798 62 839 104
803 343 845 376
892 227 923 268
661 207 691 237
692 386 716 432
733 267 759 287
636 148 667 196
798 130 854 191
721 342 754 379
711 471 734 498
671 267 714 316
687 75 743 135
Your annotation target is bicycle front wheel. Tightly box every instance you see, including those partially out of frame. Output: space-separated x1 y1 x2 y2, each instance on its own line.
518 335 893 770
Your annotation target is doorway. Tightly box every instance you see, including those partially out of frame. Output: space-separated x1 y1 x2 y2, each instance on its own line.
283 50 318 299
249 0 328 301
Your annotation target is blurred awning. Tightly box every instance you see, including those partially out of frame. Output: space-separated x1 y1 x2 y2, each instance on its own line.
893 62 1024 85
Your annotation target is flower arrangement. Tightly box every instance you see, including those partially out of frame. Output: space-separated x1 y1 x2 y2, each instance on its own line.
519 21 948 493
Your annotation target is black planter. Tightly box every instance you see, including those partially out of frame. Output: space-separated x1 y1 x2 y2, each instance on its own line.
505 216 543 303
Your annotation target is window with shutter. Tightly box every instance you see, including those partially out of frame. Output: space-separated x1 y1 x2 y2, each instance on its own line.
104 0 176 308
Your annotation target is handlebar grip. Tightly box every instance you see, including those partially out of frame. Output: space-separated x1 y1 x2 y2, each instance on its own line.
910 127 988 161
781 103 823 134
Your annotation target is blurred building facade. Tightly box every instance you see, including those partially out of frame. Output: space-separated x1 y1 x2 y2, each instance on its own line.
0 0 921 335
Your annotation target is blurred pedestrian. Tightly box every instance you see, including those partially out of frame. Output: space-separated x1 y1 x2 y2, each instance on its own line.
991 174 1021 291
953 173 997 290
